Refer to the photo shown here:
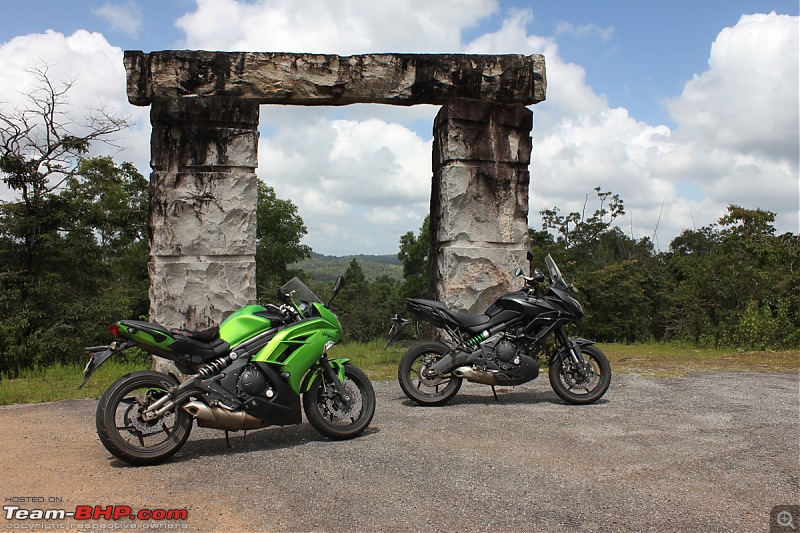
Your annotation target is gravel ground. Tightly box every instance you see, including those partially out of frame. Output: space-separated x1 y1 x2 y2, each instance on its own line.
0 371 798 532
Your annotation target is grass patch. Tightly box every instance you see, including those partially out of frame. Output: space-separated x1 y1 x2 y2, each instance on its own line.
1 342 797 406
332 340 405 381
0 358 147 406
599 342 800 377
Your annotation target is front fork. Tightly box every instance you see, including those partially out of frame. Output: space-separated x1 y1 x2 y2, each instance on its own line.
318 354 352 404
555 328 591 377
308 341 352 405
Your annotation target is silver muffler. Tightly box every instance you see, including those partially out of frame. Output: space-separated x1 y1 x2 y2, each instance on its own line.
453 366 500 386
183 401 270 431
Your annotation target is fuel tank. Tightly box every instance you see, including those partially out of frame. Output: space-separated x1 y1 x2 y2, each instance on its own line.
219 305 288 345
486 291 556 318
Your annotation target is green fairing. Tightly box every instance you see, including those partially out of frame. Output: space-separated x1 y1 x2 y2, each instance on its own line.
219 305 272 345
252 303 343 393
117 324 174 351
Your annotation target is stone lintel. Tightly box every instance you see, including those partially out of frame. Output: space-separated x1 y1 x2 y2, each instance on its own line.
125 50 546 106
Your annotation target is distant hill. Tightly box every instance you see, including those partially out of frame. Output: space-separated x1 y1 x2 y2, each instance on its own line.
291 252 403 282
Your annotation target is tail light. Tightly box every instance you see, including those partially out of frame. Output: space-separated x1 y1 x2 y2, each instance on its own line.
108 323 120 338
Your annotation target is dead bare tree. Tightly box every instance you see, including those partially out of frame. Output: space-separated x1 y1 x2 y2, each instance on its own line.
0 63 132 208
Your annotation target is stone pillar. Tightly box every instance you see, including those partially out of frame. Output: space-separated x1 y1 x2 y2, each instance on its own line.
148 97 259 370
430 100 532 313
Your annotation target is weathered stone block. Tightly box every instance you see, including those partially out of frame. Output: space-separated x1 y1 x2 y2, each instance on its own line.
431 164 529 244
150 97 260 171
149 171 257 256
433 101 532 165
125 51 546 106
430 99 533 309
148 257 256 329
431 245 529 314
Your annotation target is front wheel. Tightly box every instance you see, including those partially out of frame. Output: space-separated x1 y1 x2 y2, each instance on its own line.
96 370 192 466
398 341 462 406
303 363 375 440
549 344 611 405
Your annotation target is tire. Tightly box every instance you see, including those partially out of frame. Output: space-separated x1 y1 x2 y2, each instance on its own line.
96 370 192 466
398 341 462 406
303 363 375 440
549 344 612 405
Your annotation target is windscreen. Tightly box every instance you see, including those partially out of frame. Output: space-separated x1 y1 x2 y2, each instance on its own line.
544 254 567 287
280 277 321 304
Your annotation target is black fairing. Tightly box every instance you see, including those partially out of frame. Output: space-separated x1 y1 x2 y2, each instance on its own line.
493 355 539 386
217 359 301 426
548 287 584 320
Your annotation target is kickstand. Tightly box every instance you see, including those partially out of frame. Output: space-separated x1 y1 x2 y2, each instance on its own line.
225 430 231 448
491 386 499 401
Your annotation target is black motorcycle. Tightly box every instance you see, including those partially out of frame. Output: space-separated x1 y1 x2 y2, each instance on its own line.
386 252 611 406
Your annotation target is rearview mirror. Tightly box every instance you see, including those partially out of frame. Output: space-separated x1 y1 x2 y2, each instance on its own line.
328 276 346 306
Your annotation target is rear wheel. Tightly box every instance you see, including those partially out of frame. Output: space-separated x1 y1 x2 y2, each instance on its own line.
96 370 192 466
303 363 375 439
398 341 462 406
549 344 611 405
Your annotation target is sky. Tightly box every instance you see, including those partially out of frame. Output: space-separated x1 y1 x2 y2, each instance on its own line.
0 0 797 256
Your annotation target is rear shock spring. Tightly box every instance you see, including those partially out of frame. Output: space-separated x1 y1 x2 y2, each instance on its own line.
196 355 233 378
466 330 489 347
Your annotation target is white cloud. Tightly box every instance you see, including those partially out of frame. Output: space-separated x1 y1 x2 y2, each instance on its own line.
662 12 799 236
93 1 143 38
555 21 615 41
176 0 498 53
466 9 799 246
259 116 431 255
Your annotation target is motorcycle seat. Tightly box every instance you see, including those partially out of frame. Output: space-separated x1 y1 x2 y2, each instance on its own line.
406 299 490 329
169 326 219 343
118 320 229 363
168 335 230 362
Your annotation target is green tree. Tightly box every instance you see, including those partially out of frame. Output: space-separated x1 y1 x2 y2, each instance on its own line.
0 67 143 376
336 259 370 341
397 215 431 299
540 187 625 254
0 157 148 375
255 181 312 298
333 259 403 343
665 205 799 349
0 65 131 276
534 188 667 343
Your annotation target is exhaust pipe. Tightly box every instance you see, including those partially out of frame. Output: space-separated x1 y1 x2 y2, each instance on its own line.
183 401 269 431
453 366 500 386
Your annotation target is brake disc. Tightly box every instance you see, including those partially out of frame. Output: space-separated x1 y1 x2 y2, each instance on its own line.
127 403 165 435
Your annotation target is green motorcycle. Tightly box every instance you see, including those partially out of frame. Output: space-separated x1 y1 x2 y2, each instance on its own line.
81 276 375 466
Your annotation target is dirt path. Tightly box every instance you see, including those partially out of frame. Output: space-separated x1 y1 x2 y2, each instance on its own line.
1 372 798 532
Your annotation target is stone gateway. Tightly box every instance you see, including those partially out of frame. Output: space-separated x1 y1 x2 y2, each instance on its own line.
123 50 546 362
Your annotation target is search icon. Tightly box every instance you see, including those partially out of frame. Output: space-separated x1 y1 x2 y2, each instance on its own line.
778 510 796 530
